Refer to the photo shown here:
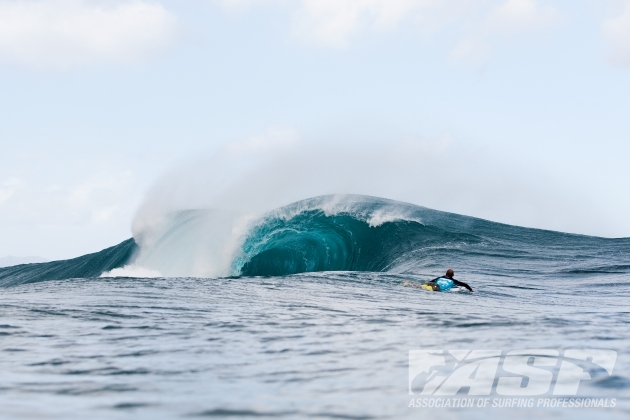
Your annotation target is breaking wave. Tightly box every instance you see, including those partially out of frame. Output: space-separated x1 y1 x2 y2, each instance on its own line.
2 195 629 286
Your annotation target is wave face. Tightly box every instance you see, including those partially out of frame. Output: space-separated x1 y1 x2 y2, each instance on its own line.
0 239 137 287
233 195 630 278
236 210 476 276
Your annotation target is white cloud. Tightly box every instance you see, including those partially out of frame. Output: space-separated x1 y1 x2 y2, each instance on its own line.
92 205 119 223
0 170 136 226
219 0 284 11
449 37 491 63
219 0 560 62
0 0 177 69
0 177 24 205
451 0 559 62
218 0 475 47
290 0 468 48
602 1 630 68
487 0 558 33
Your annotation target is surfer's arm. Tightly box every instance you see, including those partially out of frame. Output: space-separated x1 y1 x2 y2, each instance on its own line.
452 279 473 292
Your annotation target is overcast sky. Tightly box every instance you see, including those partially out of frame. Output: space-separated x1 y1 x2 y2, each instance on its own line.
1 0 629 260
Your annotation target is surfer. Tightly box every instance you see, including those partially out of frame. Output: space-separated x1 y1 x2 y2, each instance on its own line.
404 269 473 292
429 269 473 292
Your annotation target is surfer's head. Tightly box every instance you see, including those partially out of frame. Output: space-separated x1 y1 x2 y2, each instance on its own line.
445 269 454 278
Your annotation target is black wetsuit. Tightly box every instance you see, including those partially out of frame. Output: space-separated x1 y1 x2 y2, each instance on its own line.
426 276 474 292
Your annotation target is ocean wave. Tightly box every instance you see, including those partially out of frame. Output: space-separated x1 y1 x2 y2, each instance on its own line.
2 195 629 286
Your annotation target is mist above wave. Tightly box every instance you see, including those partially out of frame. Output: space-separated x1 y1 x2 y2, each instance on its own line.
131 129 623 244
125 129 629 278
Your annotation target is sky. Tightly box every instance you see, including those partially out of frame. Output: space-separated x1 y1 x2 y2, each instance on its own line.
0 0 629 260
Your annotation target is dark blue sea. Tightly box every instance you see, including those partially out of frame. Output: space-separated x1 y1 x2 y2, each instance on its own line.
1 195 629 419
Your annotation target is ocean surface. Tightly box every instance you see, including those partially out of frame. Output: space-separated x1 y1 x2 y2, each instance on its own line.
1 195 629 419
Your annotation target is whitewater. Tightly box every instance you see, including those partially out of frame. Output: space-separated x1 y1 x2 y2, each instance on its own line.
1 195 629 419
